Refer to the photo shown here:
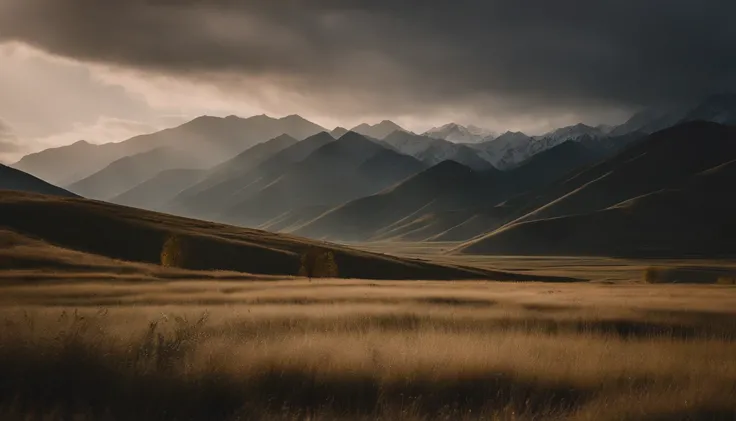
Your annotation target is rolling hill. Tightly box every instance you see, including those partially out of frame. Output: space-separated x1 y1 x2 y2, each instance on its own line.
0 190 572 281
0 164 76 197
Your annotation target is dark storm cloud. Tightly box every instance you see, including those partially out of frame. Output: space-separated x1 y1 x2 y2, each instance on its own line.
1 0 735 113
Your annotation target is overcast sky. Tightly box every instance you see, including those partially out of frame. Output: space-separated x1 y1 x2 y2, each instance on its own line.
0 0 735 162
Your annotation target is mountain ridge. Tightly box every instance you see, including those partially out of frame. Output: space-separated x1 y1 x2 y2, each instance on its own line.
455 121 736 256
12 114 327 186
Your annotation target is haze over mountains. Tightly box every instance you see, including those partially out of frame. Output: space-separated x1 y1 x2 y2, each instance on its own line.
12 114 326 186
350 121 406 140
67 147 202 200
4 93 736 258
382 131 494 171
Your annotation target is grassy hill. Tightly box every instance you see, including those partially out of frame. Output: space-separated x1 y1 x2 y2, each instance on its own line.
0 190 576 281
0 164 77 198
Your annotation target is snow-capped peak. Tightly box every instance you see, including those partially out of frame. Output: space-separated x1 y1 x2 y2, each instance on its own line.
467 125 497 139
423 123 490 143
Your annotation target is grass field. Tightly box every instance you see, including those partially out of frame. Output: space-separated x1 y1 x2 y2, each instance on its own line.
355 241 736 282
1 277 735 420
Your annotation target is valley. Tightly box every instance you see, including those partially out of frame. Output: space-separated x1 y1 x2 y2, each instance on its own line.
1 95 736 421
3 2 736 419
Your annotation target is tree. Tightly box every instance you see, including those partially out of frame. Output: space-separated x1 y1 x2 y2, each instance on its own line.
160 235 185 268
299 247 339 280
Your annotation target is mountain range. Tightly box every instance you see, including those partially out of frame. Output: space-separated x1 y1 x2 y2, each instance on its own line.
382 131 495 171
456 121 736 256
216 131 425 227
5 93 736 258
350 120 406 139
12 114 325 186
423 123 495 143
67 146 202 200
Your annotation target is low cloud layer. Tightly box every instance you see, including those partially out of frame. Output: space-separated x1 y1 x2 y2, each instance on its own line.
0 118 23 163
0 119 16 143
0 0 735 140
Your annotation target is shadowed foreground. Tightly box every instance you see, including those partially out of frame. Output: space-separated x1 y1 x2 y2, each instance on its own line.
0 280 735 420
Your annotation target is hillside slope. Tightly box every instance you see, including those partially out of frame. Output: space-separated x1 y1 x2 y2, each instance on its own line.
0 190 569 281
295 161 499 241
456 122 736 256
110 169 206 211
0 229 268 281
502 122 736 227
383 131 494 171
67 147 201 200
11 140 128 186
458 159 736 257
178 134 298 198
296 139 609 243
219 132 425 226
0 164 76 198
170 132 335 218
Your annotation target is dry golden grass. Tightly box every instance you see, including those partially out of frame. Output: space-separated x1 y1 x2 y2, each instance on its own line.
356 241 736 283
0 279 735 420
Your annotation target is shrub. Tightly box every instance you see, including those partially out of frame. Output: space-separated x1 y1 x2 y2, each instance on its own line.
716 277 736 285
643 267 667 284
160 235 185 268
299 247 339 280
